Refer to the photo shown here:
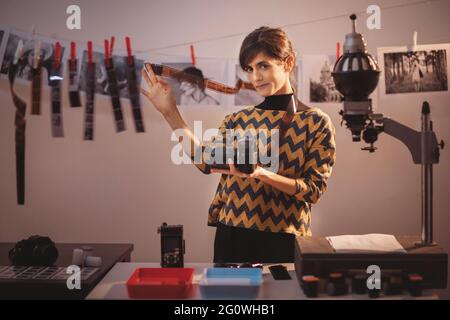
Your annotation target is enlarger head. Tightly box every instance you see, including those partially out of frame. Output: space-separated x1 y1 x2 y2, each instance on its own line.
332 14 381 142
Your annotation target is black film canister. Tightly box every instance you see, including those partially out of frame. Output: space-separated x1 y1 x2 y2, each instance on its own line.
302 275 319 298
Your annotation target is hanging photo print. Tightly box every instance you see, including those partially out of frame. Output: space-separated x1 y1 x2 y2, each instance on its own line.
0 30 66 85
302 54 343 104
153 59 228 107
166 62 219 106
0 26 10 68
378 45 449 95
78 48 144 99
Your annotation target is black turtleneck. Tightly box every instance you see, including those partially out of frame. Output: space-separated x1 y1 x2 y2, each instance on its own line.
256 93 294 111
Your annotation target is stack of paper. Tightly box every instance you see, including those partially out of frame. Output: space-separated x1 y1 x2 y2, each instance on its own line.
326 234 407 253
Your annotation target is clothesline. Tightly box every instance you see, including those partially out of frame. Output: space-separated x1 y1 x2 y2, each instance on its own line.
4 0 445 60
146 34 450 60
145 0 442 54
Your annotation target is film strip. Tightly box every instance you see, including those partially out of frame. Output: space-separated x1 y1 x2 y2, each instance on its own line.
30 60 42 115
8 62 27 205
68 59 82 107
126 56 145 133
83 62 96 140
50 63 64 137
105 58 125 132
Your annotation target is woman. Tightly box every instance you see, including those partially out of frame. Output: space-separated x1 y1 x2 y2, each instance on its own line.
411 59 423 92
141 26 336 263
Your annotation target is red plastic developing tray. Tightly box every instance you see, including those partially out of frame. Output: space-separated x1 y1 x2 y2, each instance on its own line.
126 268 195 299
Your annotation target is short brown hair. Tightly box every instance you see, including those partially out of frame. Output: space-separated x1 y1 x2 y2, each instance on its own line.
239 26 297 71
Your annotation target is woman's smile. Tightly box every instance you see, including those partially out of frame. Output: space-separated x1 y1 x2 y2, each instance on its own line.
256 83 270 90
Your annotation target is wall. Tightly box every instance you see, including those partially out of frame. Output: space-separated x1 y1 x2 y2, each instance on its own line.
1 0 450 296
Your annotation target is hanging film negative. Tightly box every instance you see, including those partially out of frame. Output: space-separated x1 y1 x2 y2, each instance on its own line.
83 62 96 140
126 55 145 133
30 59 42 115
30 40 43 115
105 57 126 132
49 64 64 137
68 59 82 107
68 42 81 107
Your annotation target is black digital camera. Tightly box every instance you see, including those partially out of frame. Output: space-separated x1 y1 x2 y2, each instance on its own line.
8 235 58 266
157 223 185 268
209 136 258 174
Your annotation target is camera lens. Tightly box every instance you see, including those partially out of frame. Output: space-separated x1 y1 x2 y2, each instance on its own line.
235 136 257 174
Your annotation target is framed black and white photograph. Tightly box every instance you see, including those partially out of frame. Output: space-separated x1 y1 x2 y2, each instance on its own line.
383 50 447 94
0 29 66 84
302 54 343 104
78 50 144 99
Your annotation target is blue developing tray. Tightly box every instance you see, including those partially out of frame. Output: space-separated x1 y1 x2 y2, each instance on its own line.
199 268 262 299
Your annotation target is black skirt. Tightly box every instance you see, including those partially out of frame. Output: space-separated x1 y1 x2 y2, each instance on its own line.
213 222 295 263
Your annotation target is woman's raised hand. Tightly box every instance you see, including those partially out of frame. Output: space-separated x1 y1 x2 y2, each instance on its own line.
141 65 177 116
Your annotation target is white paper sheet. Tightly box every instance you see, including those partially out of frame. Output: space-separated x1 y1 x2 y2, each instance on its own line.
326 234 406 253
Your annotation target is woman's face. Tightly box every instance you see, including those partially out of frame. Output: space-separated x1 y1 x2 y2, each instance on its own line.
244 52 293 96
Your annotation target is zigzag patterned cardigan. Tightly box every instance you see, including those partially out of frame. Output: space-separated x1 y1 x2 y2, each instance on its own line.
192 106 336 237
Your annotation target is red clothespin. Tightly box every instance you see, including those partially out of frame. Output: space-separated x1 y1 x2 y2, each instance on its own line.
70 41 76 62
190 44 196 66
126 36 132 65
336 42 341 60
88 41 93 65
104 39 110 67
54 41 61 69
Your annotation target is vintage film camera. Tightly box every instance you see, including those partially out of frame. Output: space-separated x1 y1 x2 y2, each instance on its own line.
157 222 185 268
209 135 258 174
